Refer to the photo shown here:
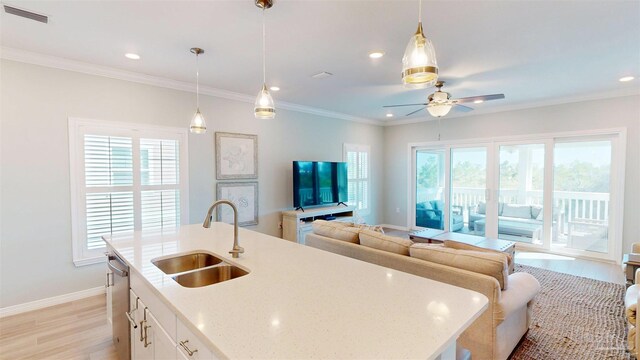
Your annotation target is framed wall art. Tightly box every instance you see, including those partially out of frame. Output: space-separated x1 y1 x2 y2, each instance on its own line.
216 181 259 226
215 132 258 179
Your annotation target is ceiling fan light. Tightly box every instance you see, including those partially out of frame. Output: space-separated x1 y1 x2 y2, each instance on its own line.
190 109 207 134
254 84 275 119
402 22 438 88
427 103 452 117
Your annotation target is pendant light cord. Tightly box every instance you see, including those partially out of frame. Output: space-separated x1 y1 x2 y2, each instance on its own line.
196 52 200 109
262 8 266 85
418 0 422 23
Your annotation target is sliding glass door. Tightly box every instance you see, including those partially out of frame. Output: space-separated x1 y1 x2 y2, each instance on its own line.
411 130 623 262
415 149 446 230
496 143 545 245
451 147 488 234
551 140 613 255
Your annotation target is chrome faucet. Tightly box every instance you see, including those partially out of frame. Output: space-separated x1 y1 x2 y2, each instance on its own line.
202 200 244 258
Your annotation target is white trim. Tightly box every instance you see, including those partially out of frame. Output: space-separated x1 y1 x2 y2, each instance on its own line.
73 255 105 267
383 93 640 127
1 47 382 126
0 287 105 318
379 224 410 231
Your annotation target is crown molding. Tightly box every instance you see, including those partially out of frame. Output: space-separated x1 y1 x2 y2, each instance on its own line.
0 47 383 126
383 89 640 127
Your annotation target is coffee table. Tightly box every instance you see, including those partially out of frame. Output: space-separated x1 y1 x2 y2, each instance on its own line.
411 230 516 274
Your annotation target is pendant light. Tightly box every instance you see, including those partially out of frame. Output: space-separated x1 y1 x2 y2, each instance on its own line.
402 0 438 88
189 47 207 134
254 0 275 119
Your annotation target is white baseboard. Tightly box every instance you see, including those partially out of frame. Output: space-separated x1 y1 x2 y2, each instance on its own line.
0 286 106 318
379 224 410 231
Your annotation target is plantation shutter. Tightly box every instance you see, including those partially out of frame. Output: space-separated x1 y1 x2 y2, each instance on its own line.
343 144 370 215
70 119 188 265
83 135 135 250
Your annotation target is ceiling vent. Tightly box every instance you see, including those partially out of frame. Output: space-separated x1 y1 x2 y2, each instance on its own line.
4 5 48 23
311 71 333 79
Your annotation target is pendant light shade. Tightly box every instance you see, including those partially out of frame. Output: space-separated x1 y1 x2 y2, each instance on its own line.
402 1 438 88
189 47 207 134
254 84 275 119
190 109 206 134
254 4 275 119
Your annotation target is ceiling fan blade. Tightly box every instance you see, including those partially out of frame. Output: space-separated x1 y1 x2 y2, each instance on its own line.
383 103 428 108
453 94 505 104
454 104 474 112
405 107 426 116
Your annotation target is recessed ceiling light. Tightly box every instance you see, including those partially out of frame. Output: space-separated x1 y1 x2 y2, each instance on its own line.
125 53 140 60
474 100 484 104
269 86 280 91
368 51 385 59
619 76 635 82
386 113 394 118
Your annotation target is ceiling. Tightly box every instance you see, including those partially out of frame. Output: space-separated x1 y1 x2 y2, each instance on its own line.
2 0 639 124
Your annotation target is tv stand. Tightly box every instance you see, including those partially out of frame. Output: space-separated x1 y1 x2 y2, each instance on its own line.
282 205 356 244
337 202 348 207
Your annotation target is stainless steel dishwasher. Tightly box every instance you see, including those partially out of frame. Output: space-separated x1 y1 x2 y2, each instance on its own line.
107 252 131 360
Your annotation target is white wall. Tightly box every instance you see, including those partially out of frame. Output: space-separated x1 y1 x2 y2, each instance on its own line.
0 60 384 307
383 95 640 257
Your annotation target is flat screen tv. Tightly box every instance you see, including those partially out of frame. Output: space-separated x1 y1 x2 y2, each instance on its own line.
293 161 348 211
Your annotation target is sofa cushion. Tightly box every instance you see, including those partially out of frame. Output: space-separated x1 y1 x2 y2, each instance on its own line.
359 230 413 255
501 204 533 219
410 244 509 289
312 220 360 243
443 240 512 269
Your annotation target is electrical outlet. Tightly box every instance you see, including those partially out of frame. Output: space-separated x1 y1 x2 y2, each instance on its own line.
278 221 283 229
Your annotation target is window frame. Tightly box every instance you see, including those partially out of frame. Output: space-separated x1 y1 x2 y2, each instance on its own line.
343 143 371 216
68 118 189 266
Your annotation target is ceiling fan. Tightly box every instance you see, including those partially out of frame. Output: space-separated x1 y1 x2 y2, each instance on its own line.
384 81 505 118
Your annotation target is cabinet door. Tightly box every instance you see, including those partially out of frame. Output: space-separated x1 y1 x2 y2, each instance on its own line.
147 310 176 360
176 320 215 360
132 300 154 360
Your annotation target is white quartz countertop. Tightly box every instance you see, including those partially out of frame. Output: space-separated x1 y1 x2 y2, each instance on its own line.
104 223 488 359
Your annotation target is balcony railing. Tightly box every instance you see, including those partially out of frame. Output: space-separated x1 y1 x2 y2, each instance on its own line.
418 187 610 231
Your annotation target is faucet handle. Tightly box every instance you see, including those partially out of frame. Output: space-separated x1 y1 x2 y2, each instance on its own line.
229 246 244 258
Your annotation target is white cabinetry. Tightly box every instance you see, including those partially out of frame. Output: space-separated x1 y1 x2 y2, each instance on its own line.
129 271 216 360
281 205 356 244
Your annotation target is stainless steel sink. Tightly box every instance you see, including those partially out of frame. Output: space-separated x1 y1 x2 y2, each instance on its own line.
152 252 224 275
172 265 249 288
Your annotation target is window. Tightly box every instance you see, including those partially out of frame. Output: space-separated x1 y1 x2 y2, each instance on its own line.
69 119 188 266
343 144 370 215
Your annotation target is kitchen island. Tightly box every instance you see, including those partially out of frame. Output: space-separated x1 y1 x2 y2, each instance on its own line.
104 223 488 359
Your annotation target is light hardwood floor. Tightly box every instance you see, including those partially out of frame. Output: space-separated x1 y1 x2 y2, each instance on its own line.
0 294 117 360
0 237 626 360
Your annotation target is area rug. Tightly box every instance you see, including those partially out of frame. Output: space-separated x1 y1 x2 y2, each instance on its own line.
510 264 630 360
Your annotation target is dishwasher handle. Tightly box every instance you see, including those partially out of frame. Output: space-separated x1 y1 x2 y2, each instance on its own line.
107 255 129 277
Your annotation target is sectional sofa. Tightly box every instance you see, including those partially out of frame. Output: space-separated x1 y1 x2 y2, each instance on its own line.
469 202 550 240
306 220 540 360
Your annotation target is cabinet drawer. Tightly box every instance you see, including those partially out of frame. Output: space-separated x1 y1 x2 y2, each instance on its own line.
176 320 215 360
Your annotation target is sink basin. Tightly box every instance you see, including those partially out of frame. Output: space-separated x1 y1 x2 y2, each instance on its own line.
152 252 223 275
172 265 249 288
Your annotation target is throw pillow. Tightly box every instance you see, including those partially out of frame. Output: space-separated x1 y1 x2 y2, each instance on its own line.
531 205 543 219
476 201 487 215
359 229 413 255
501 204 533 219
410 243 509 290
312 220 360 243
422 201 437 219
